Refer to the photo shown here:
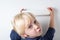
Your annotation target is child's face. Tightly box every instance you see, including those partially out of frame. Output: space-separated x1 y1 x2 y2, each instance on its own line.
13 12 42 38
25 18 42 38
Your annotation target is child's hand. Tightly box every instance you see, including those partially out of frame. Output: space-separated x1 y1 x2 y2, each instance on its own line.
48 7 54 18
48 7 55 28
20 8 27 13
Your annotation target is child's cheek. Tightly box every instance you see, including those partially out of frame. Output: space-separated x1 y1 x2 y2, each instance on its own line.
29 30 36 35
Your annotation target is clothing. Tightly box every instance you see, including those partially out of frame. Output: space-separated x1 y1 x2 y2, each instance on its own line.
10 27 55 40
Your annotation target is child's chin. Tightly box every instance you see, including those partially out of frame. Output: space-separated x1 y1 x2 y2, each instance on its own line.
28 33 42 38
31 35 41 38
28 35 39 38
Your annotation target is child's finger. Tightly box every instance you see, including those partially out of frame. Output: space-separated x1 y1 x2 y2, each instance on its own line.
48 7 53 11
47 7 54 17
47 7 54 13
48 7 54 14
20 8 27 13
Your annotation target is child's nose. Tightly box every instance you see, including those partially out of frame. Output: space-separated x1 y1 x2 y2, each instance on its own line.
33 24 41 31
34 24 39 29
34 26 41 32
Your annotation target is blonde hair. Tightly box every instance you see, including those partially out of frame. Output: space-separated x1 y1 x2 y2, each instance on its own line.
12 9 35 35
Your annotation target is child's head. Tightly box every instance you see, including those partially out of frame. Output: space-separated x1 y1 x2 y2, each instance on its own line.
12 9 42 38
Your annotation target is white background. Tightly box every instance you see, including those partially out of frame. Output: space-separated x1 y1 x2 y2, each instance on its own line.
0 0 60 40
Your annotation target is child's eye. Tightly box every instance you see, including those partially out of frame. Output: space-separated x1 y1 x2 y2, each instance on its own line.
34 20 36 24
28 25 32 28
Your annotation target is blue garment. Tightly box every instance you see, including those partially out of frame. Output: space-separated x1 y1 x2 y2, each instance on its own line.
10 27 55 40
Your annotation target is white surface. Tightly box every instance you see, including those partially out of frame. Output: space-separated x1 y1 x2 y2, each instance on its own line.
21 8 50 16
0 0 60 40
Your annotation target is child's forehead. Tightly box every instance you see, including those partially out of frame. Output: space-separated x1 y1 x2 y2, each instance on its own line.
14 12 36 26
23 14 36 27
24 15 34 24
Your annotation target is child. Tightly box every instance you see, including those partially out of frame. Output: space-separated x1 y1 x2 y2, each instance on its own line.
10 7 55 40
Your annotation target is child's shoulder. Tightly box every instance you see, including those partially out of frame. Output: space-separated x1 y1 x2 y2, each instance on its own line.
10 30 21 40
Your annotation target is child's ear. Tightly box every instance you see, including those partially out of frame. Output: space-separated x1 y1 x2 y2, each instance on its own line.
11 19 15 27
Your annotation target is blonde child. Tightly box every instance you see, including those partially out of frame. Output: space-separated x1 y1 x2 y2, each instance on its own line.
10 7 55 40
